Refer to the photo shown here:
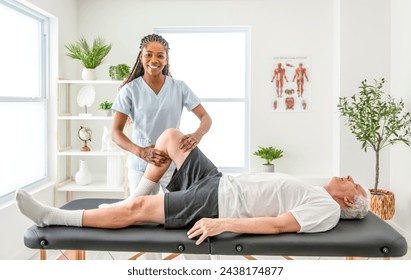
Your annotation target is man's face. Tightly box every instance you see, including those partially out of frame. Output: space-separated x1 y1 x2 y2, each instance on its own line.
329 176 366 198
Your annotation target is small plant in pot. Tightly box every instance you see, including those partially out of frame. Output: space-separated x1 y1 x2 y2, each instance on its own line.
99 100 113 116
109 64 130 80
253 146 284 172
65 36 112 80
337 78 411 220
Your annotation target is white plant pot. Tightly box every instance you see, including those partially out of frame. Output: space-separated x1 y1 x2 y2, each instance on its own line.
262 164 274 172
75 160 92 185
105 109 113 116
82 68 97 80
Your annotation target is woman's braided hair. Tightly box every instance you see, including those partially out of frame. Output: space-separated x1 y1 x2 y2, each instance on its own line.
122 34 171 87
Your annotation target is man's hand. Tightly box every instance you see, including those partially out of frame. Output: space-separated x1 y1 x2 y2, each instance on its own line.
179 132 203 152
139 145 170 166
187 218 225 245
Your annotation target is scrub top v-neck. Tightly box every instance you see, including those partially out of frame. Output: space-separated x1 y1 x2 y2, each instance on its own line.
112 76 201 172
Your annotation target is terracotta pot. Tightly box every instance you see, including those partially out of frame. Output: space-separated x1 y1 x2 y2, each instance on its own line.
369 189 395 220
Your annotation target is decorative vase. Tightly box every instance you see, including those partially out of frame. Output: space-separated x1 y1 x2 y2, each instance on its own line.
75 160 92 185
262 164 274 172
369 189 395 220
81 68 97 80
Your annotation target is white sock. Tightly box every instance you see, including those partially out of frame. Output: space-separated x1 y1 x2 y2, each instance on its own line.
15 189 83 227
99 177 157 208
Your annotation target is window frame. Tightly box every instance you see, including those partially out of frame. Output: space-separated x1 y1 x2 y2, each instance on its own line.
154 26 251 173
0 0 50 202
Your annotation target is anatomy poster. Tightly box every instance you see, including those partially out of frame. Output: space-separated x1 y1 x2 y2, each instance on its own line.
270 56 311 112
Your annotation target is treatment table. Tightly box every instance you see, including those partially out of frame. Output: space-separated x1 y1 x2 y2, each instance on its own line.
24 198 408 260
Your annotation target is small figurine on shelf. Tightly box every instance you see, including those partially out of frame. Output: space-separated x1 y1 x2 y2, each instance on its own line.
77 85 96 116
78 126 92 151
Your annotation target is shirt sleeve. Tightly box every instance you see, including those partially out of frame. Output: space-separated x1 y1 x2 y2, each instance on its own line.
290 202 340 233
112 85 132 116
181 81 201 111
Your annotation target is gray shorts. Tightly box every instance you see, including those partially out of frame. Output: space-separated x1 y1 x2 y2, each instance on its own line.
164 147 222 229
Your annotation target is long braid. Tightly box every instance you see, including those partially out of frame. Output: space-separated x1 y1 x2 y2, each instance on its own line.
121 34 171 87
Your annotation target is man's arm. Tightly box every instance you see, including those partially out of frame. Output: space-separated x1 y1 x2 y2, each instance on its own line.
187 212 301 245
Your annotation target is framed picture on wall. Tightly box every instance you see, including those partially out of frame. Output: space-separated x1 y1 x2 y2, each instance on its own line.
270 56 311 112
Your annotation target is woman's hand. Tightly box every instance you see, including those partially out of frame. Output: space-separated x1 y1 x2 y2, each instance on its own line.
187 218 224 245
139 145 170 166
179 132 203 152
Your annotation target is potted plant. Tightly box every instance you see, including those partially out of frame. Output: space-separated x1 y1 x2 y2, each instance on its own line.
99 100 113 116
337 78 411 220
253 146 284 172
65 36 112 80
109 64 130 80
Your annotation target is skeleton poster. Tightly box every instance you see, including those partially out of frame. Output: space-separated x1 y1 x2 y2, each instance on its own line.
271 56 311 112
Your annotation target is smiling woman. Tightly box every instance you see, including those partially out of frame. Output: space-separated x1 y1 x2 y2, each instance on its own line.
0 0 49 201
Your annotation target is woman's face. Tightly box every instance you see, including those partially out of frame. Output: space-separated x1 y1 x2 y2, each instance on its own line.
140 42 167 76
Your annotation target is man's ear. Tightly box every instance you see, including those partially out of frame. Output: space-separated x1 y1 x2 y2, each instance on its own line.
343 197 354 208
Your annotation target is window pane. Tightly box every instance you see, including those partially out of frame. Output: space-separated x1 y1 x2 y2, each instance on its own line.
0 3 41 98
0 102 46 197
157 28 249 171
180 102 245 169
163 32 246 99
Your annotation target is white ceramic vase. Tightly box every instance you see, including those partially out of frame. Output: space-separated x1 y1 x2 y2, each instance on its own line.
75 160 92 185
81 68 97 80
262 164 275 172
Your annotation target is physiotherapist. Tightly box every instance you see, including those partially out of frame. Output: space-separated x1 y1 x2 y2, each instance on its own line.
112 33 212 198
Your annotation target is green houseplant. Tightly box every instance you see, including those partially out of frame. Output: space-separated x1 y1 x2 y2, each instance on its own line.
253 146 284 172
65 36 112 80
337 78 411 219
109 64 130 80
99 100 113 116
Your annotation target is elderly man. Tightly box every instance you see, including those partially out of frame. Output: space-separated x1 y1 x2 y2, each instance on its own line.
16 129 370 245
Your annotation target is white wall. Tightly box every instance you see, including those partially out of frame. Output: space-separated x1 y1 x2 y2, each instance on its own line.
338 0 391 188
75 0 336 178
390 0 411 245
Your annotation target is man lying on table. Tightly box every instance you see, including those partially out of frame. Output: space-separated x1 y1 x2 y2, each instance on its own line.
16 128 370 245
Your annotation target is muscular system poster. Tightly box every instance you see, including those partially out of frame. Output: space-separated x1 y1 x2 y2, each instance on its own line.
271 56 311 112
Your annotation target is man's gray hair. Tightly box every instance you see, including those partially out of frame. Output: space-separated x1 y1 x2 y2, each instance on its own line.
340 186 371 219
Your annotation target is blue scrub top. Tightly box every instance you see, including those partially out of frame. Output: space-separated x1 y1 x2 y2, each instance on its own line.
112 76 201 172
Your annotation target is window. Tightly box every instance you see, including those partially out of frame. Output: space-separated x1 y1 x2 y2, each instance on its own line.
0 0 49 201
154 27 250 172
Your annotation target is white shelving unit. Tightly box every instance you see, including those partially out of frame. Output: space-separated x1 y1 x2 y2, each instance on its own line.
56 79 127 201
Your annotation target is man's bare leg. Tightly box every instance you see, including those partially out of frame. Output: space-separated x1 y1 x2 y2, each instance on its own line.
83 195 165 228
15 188 165 228
100 128 191 208
86 128 192 227
16 129 194 228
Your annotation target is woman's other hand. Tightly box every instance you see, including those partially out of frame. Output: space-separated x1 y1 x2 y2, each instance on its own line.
179 132 203 152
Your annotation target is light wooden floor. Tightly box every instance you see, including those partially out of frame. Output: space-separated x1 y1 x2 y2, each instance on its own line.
29 249 411 260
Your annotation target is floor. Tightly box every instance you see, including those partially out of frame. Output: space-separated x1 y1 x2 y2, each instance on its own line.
30 248 411 260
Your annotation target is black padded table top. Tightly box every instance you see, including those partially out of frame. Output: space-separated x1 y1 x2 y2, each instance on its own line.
24 198 408 257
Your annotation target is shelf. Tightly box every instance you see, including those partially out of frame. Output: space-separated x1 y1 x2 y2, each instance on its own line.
58 115 114 120
58 180 124 193
56 79 127 200
58 80 122 85
58 148 125 156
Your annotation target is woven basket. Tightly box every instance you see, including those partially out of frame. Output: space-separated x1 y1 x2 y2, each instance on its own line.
369 189 395 220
